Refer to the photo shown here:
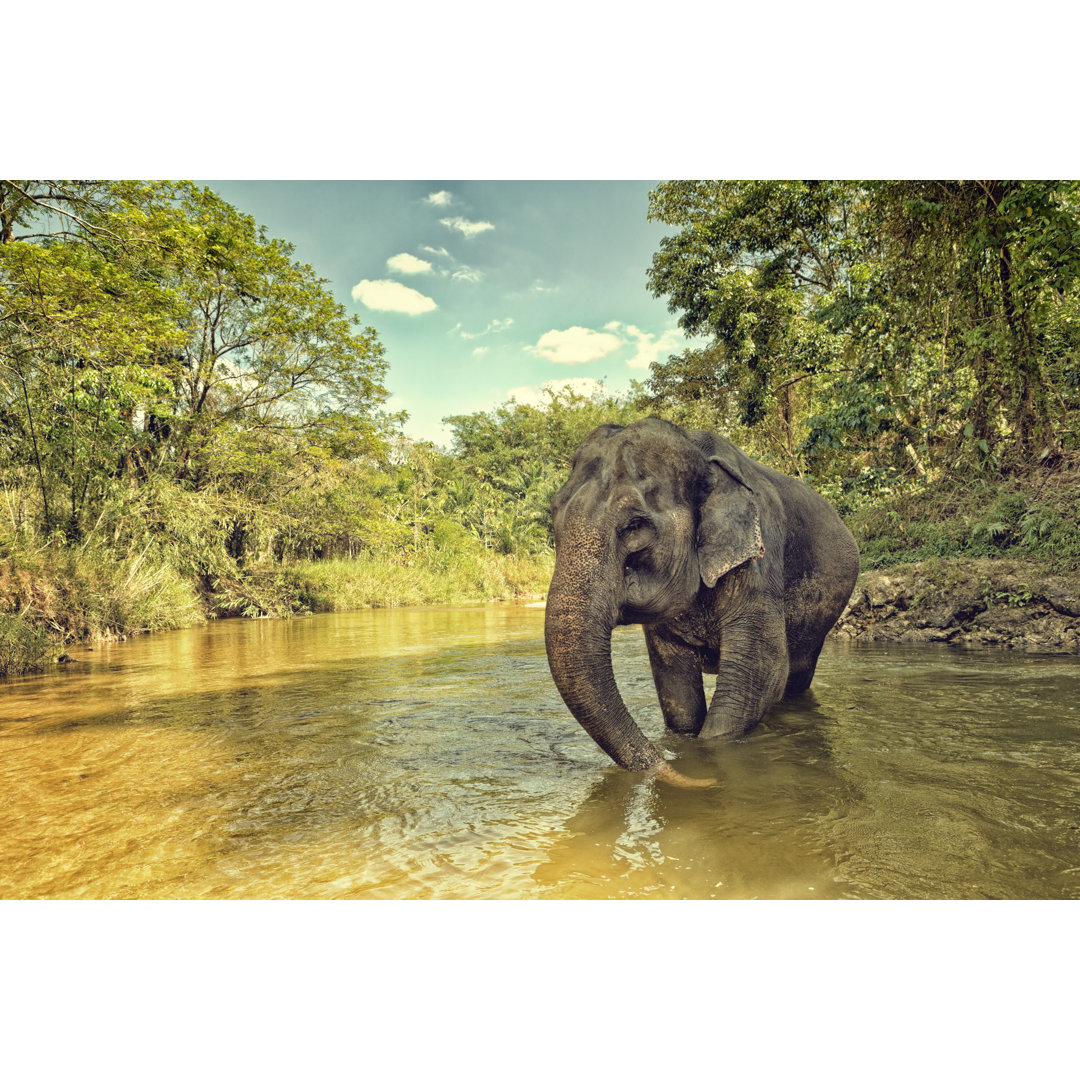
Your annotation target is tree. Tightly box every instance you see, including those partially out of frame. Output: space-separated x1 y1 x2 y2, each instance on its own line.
646 181 852 464
1 181 186 535
0 180 116 246
645 180 1080 482
1 181 400 545
117 182 400 487
443 385 647 551
864 181 1080 456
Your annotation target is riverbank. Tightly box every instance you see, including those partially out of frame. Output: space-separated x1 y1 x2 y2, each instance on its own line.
6 525 1080 678
0 547 553 676
832 558 1080 653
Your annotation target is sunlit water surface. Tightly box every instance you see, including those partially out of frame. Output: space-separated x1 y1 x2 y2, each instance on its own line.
2 605 1078 899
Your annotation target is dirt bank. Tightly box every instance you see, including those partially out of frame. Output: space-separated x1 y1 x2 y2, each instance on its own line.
832 558 1080 653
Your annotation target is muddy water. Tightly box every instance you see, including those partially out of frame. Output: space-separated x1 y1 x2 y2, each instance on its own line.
1 606 1078 899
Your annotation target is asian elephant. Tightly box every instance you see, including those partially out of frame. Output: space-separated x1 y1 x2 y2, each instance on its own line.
544 417 860 787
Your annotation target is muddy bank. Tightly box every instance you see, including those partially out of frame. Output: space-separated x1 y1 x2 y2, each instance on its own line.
832 558 1080 653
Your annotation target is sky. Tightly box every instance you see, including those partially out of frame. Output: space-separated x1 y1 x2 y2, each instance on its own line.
202 180 692 449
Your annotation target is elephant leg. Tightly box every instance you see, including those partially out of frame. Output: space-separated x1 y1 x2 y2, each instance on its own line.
644 624 707 735
699 606 789 738
785 641 823 695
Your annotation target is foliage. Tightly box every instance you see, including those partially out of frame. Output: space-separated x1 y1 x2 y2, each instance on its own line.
8 177 1080 677
1 182 632 673
0 612 55 676
442 385 647 554
844 462 1080 572
644 180 1080 480
0 530 204 646
279 548 554 613
1 180 399 545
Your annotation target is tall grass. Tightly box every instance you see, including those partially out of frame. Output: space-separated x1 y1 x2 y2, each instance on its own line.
0 540 205 652
1 526 553 676
280 548 553 612
0 612 55 676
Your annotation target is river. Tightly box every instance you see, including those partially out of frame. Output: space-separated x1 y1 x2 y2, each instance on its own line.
1 604 1078 899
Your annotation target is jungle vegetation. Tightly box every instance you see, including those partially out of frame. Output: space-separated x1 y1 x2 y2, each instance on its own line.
3 179 1080 673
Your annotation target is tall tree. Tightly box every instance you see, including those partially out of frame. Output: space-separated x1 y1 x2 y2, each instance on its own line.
1 180 399 542
645 180 1080 479
118 182 399 487
1 181 185 534
646 181 854 467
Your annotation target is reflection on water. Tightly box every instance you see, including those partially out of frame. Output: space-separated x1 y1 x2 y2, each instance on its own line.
1 605 1078 899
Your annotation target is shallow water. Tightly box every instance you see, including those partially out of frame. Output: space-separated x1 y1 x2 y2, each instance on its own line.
1 605 1078 899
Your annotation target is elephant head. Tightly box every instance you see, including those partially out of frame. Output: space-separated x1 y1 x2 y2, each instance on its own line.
544 418 763 783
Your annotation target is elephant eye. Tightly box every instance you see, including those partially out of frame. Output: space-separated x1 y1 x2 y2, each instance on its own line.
622 515 655 565
624 547 653 579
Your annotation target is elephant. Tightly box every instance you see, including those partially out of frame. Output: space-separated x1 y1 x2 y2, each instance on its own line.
544 417 860 787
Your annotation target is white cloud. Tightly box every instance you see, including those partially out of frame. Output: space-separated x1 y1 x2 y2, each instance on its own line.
473 346 489 357
426 191 454 207
609 323 687 370
458 317 513 340
440 216 495 238
530 326 622 366
505 279 558 301
387 253 432 275
507 378 607 407
351 279 437 315
417 244 480 281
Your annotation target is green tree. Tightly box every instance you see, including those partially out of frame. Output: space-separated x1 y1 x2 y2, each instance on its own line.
0 180 116 246
1 181 400 548
1 181 186 535
119 182 399 487
443 385 647 550
646 181 852 467
864 181 1080 457
645 180 1080 481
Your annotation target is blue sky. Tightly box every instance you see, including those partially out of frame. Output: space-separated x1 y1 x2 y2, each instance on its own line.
204 181 691 448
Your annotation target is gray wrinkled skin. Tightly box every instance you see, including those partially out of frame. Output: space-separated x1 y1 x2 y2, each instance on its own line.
544 418 860 781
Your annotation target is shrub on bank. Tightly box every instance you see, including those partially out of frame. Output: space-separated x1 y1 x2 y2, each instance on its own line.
0 537 555 677
277 547 553 612
0 541 205 646
844 458 1080 572
0 612 55 676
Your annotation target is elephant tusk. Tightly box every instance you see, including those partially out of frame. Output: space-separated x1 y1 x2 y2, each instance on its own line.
650 762 717 789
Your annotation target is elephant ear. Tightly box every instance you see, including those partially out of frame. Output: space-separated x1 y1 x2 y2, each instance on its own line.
696 452 765 588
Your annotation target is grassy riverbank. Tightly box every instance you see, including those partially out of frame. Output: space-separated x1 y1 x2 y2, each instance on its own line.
831 452 1080 652
841 454 1080 572
0 544 553 676
280 551 552 613
0 543 204 676
5 455 1080 676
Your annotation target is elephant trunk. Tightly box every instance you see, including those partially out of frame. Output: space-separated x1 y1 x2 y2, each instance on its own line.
545 546 713 787
545 602 664 774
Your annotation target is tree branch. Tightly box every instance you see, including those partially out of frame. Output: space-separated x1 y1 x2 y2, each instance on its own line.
2 181 123 246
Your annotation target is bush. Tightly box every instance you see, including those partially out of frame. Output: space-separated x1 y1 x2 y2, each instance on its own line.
0 538 204 646
846 466 1080 571
282 548 553 612
0 612 55 676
